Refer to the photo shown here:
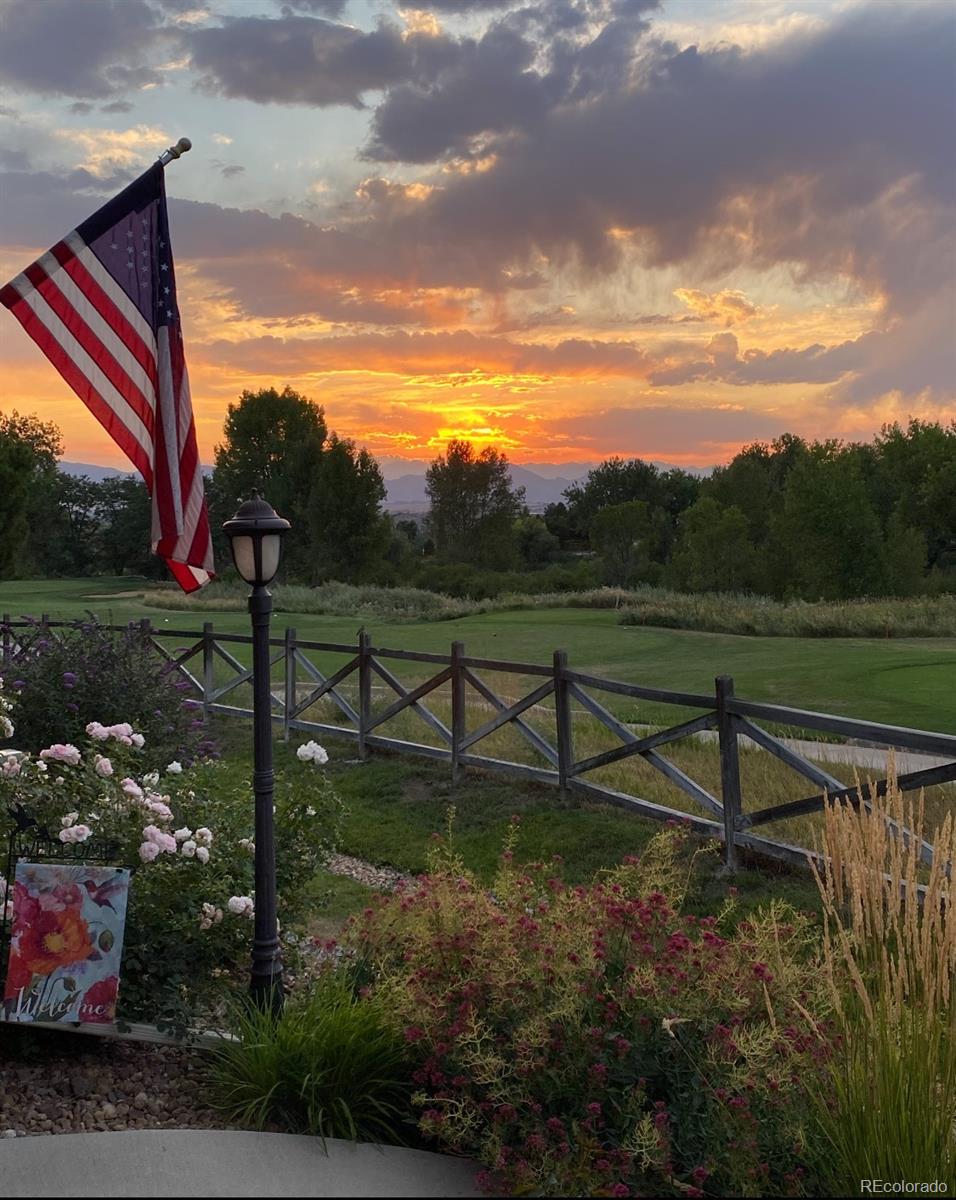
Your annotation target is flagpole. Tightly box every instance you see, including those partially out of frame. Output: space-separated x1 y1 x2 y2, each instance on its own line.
159 138 192 167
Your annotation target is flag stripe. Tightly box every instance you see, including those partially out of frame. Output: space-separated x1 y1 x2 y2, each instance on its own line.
3 289 154 485
26 264 157 437
55 246 160 389
13 282 155 469
63 233 157 349
1 165 214 590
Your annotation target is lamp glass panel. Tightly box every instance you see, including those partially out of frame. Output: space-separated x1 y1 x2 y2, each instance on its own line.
260 533 281 583
230 534 258 584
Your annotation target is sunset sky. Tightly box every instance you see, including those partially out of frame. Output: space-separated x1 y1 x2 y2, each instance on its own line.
0 0 953 471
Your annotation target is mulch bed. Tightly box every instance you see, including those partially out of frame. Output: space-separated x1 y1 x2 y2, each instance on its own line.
0 1034 236 1139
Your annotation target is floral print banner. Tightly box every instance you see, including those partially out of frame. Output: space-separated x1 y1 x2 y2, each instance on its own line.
2 862 130 1025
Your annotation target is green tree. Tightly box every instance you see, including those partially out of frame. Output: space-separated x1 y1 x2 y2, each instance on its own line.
882 508 928 597
306 435 388 582
514 514 559 566
669 498 760 593
95 476 161 578
774 451 886 599
565 457 700 559
0 412 62 578
589 500 663 586
212 386 326 574
425 440 525 569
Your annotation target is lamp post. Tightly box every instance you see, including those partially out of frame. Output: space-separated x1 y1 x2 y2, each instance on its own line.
223 492 291 1013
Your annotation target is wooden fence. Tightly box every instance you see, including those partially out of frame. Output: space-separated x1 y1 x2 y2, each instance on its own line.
4 615 956 871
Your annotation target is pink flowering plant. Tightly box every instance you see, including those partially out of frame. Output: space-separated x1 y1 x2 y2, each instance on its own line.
0 724 344 1035
345 822 831 1197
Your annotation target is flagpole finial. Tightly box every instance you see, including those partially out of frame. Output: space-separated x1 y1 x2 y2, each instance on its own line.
159 138 192 166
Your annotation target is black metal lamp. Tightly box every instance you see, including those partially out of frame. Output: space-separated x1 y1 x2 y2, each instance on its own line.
223 492 290 1013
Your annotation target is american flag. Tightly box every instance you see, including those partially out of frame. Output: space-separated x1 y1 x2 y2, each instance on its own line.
0 163 214 591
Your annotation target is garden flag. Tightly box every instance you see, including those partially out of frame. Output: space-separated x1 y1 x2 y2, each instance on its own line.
3 863 130 1026
0 163 214 591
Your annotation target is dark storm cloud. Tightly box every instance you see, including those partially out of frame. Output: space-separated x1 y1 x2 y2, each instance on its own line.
0 0 164 98
392 3 954 299
187 14 426 108
364 0 658 162
649 332 879 387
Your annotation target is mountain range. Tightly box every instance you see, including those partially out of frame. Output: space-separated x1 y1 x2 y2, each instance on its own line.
59 457 711 513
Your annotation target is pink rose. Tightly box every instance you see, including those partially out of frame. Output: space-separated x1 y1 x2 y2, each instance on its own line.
94 755 114 778
139 842 161 863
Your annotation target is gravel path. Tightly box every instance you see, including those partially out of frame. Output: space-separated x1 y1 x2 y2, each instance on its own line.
0 1039 239 1140
324 852 413 892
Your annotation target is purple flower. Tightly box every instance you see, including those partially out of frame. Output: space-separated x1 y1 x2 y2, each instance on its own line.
66 702 79 713
62 671 78 688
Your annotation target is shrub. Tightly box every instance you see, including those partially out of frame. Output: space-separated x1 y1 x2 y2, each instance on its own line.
807 780 956 1191
205 970 414 1144
0 727 345 1035
345 824 829 1196
2 618 213 767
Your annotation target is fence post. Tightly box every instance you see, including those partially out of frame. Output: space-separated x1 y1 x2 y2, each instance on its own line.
283 626 296 742
716 675 742 871
450 640 465 784
1 614 10 669
202 621 214 723
357 629 372 760
554 649 573 800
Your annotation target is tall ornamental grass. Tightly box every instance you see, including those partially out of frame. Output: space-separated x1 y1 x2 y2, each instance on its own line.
808 780 956 1191
143 580 956 637
206 972 413 1145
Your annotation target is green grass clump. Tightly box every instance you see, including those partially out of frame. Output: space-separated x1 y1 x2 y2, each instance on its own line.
206 971 413 1145
618 587 956 638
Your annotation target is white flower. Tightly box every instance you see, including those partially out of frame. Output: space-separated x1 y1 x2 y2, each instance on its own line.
194 827 213 847
296 740 328 765
60 812 79 829
143 771 159 787
181 840 197 858
195 846 209 864
131 733 145 749
166 761 183 775
305 807 316 817
227 895 254 917
173 827 193 842
238 838 255 855
54 776 65 786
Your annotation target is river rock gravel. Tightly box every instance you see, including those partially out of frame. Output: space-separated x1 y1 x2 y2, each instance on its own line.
0 1036 240 1139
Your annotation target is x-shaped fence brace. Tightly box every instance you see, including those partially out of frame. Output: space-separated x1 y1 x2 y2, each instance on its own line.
2 616 955 873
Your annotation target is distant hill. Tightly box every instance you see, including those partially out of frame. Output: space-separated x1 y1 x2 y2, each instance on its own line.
59 457 711 514
59 461 134 483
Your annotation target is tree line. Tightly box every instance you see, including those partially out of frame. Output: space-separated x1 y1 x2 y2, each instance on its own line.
1 390 953 601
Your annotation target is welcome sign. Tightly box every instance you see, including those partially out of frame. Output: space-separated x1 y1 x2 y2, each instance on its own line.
2 862 130 1025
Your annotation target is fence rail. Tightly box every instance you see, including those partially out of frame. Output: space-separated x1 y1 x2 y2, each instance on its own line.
4 614 955 871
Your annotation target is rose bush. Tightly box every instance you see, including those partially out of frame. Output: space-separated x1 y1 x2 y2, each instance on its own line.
1 618 214 767
344 824 830 1197
0 723 345 1036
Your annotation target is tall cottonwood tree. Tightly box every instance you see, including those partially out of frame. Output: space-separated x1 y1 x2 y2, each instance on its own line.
307 435 389 583
212 387 326 575
426 440 526 569
0 411 61 578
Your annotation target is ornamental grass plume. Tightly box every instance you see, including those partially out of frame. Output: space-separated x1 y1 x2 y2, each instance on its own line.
807 767 956 1191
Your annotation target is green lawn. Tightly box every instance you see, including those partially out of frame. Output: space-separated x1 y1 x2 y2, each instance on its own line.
2 576 954 730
